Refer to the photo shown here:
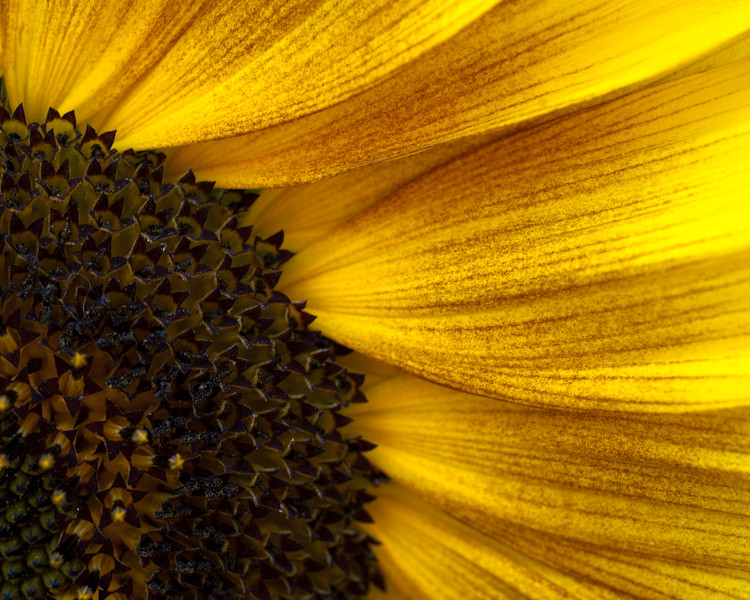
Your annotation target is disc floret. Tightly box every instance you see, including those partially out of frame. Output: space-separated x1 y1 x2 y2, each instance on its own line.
0 105 382 600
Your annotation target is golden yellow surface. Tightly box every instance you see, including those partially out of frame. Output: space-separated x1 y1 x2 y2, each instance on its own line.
283 59 750 412
164 1 750 186
3 2 750 186
1 0 497 147
238 135 498 252
354 375 750 599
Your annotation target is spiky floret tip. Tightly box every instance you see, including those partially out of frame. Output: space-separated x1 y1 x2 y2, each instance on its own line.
0 104 383 600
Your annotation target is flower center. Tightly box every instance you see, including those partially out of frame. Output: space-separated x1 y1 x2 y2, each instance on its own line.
0 105 383 600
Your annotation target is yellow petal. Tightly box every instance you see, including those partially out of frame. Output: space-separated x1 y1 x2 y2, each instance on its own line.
1 0 496 140
368 483 608 600
163 2 750 186
671 28 750 78
236 132 497 251
0 0 209 123
281 59 750 412
238 29 750 251
98 0 497 148
354 375 750 598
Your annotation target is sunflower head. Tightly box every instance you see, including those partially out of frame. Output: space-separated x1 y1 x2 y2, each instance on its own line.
0 104 383 599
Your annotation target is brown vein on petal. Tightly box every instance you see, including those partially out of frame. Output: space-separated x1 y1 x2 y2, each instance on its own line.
164 2 750 185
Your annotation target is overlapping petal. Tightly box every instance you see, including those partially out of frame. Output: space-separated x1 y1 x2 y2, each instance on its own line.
5 2 750 187
281 59 750 411
368 484 601 600
1 0 497 140
350 375 750 598
237 132 497 251
164 1 750 186
0 0 210 122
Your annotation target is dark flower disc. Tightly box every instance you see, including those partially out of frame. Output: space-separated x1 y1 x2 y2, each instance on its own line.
0 105 383 600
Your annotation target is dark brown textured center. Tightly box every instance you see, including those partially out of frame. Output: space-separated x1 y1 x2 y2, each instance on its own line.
0 103 383 600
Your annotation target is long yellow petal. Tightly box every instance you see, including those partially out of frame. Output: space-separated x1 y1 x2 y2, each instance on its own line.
196 32 750 247
235 131 498 251
1 0 496 139
163 2 750 186
0 0 209 122
98 0 496 148
368 483 609 600
281 59 750 412
353 375 750 598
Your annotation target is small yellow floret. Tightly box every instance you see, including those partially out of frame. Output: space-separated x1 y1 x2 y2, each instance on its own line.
110 505 127 523
0 332 16 354
130 429 148 445
168 453 185 470
38 453 55 470
77 586 94 600
51 489 66 506
72 352 88 369
49 551 63 568
0 394 11 411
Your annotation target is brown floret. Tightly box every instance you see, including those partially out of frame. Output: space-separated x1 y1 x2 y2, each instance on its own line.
0 105 382 600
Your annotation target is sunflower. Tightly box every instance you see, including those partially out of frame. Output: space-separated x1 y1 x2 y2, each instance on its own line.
0 1 748 600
